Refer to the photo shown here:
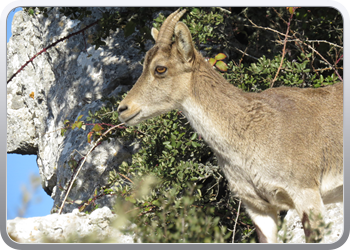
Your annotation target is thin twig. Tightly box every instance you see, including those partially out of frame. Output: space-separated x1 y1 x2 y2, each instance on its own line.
125 206 140 214
58 122 124 214
239 47 249 66
45 122 115 136
302 42 343 82
241 228 256 242
244 17 292 38
7 19 99 84
271 9 296 87
335 54 343 65
232 198 242 243
273 38 343 67
278 39 343 49
272 7 288 26
216 7 231 14
314 66 343 72
118 172 134 184
72 149 85 158
245 10 343 82
305 40 343 49
234 47 259 61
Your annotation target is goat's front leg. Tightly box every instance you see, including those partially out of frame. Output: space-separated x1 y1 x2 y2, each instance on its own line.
294 191 326 243
245 205 279 243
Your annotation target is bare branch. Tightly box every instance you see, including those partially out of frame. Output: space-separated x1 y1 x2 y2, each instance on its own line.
234 47 259 61
215 7 231 14
279 39 343 49
246 12 343 83
271 9 296 87
58 123 124 214
243 14 292 38
301 41 343 82
232 198 242 243
7 19 99 84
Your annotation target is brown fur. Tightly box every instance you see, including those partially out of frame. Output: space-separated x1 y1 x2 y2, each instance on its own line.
117 10 343 243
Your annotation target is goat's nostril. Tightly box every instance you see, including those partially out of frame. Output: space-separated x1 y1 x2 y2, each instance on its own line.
118 105 128 115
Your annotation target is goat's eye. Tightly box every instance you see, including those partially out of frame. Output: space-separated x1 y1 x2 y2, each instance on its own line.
155 66 167 74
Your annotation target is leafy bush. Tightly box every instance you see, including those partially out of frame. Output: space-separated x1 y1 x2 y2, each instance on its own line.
224 53 338 92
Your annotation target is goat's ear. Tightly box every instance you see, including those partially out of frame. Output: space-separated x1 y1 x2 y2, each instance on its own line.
151 27 159 42
175 22 194 62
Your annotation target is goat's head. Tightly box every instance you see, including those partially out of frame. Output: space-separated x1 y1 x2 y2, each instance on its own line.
118 9 196 125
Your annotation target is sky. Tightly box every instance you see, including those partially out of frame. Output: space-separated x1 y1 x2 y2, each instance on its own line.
6 7 53 220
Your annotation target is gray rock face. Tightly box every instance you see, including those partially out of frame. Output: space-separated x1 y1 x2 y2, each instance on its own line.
278 203 343 243
7 8 145 213
7 207 136 243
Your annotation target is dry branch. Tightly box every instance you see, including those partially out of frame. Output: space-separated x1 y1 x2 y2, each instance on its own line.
244 16 292 38
58 123 124 214
271 8 296 87
301 42 343 82
7 19 99 84
232 199 242 243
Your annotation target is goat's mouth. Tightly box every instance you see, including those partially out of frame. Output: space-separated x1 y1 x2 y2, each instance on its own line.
121 110 142 125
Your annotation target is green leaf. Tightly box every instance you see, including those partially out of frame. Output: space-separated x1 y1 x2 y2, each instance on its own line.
92 124 103 132
288 7 295 15
87 131 94 143
215 61 228 72
61 128 66 136
191 8 200 15
128 196 136 204
208 58 216 66
215 53 227 61
152 200 161 207
192 141 201 148
77 114 83 122
76 121 83 129
165 144 172 150
173 123 178 130
320 75 324 82
190 133 198 141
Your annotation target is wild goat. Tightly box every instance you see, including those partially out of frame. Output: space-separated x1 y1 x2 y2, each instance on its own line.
117 9 343 243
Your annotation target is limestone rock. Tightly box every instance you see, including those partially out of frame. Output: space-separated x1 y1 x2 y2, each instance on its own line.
7 8 146 212
7 207 136 243
278 202 343 243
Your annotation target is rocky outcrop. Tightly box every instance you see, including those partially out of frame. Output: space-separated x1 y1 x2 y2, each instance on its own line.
6 204 343 244
278 203 343 243
7 207 136 243
7 8 146 213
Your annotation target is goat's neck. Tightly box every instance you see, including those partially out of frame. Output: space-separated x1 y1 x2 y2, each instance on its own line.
180 56 251 158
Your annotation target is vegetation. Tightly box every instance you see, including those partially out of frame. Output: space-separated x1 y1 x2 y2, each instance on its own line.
19 7 343 243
